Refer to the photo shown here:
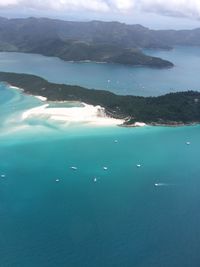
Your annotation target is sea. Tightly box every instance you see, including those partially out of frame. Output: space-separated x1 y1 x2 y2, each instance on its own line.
0 47 200 267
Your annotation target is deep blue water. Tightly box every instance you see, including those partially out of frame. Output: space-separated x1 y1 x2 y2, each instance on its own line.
0 46 200 96
1 47 200 266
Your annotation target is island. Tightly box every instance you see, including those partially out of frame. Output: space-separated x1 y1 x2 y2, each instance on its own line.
1 71 200 126
0 17 178 68
26 40 173 68
1 18 200 68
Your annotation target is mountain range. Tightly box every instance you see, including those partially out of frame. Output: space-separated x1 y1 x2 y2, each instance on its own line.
0 17 200 67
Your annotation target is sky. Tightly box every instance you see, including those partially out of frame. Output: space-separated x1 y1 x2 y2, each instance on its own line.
0 0 200 29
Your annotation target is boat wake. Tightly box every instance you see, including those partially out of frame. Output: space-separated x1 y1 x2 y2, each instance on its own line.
154 183 175 187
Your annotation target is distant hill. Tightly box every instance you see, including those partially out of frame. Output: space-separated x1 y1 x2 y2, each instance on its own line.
0 17 177 67
1 17 200 47
0 17 200 67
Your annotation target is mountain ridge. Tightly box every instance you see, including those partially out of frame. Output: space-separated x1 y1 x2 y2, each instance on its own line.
0 17 200 67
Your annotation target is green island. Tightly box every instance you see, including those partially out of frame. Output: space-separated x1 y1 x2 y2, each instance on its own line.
13 39 173 68
1 17 200 68
1 71 200 126
0 18 178 68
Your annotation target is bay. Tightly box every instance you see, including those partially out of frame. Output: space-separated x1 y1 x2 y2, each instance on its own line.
1 46 200 266
0 46 200 96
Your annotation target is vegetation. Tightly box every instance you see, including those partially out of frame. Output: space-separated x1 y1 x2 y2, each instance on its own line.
1 71 200 125
0 17 178 67
0 17 200 67
27 40 173 67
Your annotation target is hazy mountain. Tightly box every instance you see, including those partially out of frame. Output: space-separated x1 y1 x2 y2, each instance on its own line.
0 17 199 67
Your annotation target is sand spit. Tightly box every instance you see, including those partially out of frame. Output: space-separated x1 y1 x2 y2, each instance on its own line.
22 103 124 126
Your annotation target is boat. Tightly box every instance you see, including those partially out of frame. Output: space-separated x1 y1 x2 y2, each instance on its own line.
94 177 97 182
186 142 191 145
136 164 141 168
114 140 118 143
56 179 60 182
103 167 108 170
71 166 77 170
1 174 5 178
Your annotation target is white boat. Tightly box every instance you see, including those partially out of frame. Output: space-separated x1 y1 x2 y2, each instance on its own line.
136 164 141 168
94 177 97 182
71 166 77 170
103 167 108 170
186 142 191 145
56 179 60 182
1 174 5 178
114 140 118 143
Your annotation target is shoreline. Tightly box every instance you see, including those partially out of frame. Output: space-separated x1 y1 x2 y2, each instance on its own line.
9 84 24 91
2 74 200 129
0 50 173 69
8 84 47 102
20 93 198 128
7 83 197 128
8 83 126 127
122 121 199 127
35 95 47 101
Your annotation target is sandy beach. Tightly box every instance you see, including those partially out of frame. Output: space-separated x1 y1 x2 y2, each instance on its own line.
22 103 125 126
9 85 24 91
35 95 47 101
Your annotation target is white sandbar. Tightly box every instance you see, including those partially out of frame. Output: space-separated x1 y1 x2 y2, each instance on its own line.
35 96 47 101
22 103 124 126
134 122 146 127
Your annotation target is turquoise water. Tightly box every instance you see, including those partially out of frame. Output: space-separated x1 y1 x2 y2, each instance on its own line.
1 124 200 267
1 46 200 266
1 83 200 266
0 46 200 96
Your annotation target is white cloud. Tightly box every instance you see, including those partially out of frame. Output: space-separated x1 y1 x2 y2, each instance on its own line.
0 0 19 5
0 0 110 12
0 0 200 19
109 0 135 11
140 0 200 18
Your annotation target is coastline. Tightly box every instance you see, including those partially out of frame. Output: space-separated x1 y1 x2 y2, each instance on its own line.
148 122 199 127
8 84 47 102
6 83 146 127
20 92 196 128
2 73 200 129
35 95 47 101
9 84 24 91
8 84 197 128
8 83 125 127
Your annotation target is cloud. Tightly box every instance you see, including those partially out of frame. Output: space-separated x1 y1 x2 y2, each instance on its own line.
109 0 135 11
0 0 200 19
0 0 19 6
0 0 110 12
139 0 200 18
